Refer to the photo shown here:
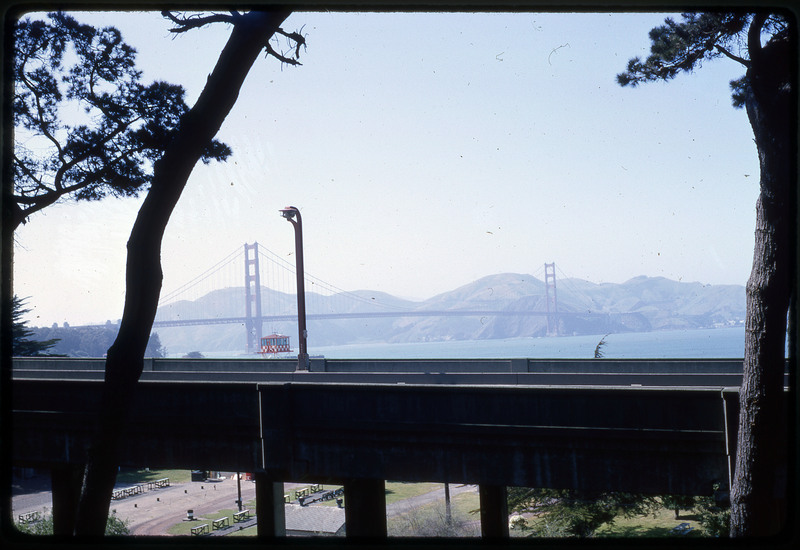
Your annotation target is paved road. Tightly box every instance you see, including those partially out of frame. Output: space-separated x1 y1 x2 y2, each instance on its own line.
11 473 56 521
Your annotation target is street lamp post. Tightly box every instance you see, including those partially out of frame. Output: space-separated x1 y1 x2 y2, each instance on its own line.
279 206 309 371
236 471 243 511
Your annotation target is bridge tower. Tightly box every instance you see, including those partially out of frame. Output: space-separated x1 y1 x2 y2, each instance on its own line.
244 243 263 353
544 262 559 336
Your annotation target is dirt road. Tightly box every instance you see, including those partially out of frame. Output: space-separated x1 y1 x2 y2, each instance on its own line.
121 477 309 535
122 478 251 535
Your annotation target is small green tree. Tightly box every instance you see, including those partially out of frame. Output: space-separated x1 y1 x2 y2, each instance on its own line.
593 333 610 358
695 485 731 538
11 295 60 356
25 323 164 358
660 494 697 520
15 510 129 536
145 332 165 358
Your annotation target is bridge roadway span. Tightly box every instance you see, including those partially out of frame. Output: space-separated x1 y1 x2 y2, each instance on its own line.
150 309 609 327
12 357 781 538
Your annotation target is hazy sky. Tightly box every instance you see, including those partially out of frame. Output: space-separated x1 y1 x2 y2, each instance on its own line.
12 10 760 326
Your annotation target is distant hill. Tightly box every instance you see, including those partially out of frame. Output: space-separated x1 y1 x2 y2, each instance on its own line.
557 275 746 331
153 274 746 355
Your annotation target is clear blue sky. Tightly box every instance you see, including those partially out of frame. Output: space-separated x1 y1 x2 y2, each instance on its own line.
12 10 760 326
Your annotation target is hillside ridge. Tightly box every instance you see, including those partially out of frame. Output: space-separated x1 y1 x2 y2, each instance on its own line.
153 274 745 354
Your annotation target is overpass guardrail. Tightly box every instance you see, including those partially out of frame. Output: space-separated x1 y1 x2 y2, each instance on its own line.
12 357 789 388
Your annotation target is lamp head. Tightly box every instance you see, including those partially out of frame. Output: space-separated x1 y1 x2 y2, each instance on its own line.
279 206 298 220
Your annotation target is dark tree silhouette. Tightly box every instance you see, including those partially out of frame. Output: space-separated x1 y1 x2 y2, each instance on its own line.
72 10 303 535
11 12 231 230
11 295 60 356
618 12 794 536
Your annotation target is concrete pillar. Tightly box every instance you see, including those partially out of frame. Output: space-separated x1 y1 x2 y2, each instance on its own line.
479 484 509 539
51 464 84 535
254 473 285 538
343 479 387 538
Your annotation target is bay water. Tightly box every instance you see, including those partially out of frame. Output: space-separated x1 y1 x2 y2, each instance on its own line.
308 327 749 359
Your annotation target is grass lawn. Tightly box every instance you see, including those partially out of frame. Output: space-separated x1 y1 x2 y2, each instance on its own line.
511 505 708 539
226 525 257 536
116 468 191 485
185 483 464 537
387 486 481 537
309 481 441 508
596 508 705 538
384 482 442 505
153 484 711 540
167 498 257 536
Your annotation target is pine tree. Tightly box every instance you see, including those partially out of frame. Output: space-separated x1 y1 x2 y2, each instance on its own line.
618 12 794 536
507 487 659 538
11 295 60 356
11 12 231 230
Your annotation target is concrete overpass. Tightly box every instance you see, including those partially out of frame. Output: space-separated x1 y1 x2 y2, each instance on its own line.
9 358 790 538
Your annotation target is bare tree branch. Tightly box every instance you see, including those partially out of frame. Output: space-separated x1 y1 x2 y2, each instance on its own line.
161 11 239 33
276 26 307 58
17 70 66 164
714 44 751 67
162 11 305 66
265 39 303 66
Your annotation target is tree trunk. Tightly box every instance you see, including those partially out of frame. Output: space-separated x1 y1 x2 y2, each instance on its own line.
729 27 794 537
73 11 291 535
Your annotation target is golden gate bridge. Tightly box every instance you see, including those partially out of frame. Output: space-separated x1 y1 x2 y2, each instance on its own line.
153 243 586 352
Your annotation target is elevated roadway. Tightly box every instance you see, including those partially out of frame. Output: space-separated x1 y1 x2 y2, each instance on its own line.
9 357 791 538
13 356 788 386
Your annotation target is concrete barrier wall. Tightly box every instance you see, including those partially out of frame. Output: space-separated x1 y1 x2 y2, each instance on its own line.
525 358 746 373
15 357 784 388
10 368 750 387
13 356 755 374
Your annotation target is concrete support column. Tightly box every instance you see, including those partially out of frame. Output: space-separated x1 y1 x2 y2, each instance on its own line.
479 484 509 539
51 464 84 535
343 478 387 538
254 473 285 538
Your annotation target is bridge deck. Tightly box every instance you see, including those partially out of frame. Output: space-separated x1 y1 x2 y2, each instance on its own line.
149 309 622 328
